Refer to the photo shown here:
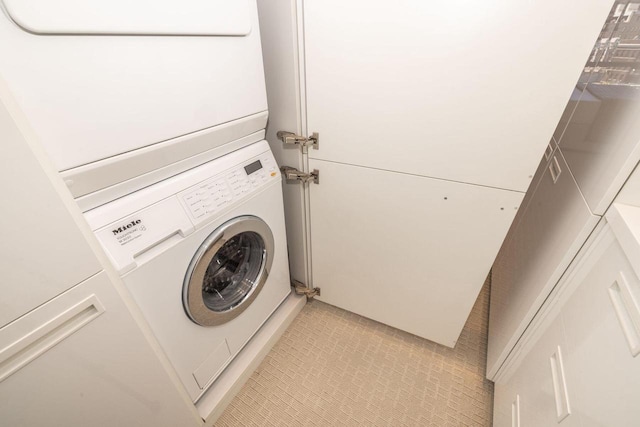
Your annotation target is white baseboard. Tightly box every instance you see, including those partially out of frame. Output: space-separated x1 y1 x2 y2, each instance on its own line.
198 292 306 425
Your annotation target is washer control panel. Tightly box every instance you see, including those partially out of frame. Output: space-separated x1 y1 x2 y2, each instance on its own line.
179 153 278 224
86 141 279 274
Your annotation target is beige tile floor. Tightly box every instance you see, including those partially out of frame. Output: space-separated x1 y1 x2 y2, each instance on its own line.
215 277 493 426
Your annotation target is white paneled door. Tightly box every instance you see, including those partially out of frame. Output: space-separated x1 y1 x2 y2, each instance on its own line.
308 159 522 346
259 0 612 346
302 0 613 192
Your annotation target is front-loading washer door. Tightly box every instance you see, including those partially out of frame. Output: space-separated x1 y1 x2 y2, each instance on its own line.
183 216 274 326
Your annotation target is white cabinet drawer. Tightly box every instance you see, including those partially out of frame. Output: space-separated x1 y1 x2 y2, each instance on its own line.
561 231 640 426
0 272 198 427
488 149 599 378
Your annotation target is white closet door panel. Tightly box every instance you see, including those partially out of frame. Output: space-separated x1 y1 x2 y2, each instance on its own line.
561 232 640 426
0 2 266 171
488 150 599 377
3 0 251 35
0 272 199 427
0 98 100 328
303 0 612 191
309 159 522 347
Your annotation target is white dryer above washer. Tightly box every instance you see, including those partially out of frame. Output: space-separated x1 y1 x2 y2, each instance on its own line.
0 0 267 198
3 0 252 36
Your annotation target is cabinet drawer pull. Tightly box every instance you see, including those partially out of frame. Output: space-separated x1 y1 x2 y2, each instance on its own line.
549 156 562 184
608 272 640 357
511 394 521 427
549 346 571 422
0 295 105 382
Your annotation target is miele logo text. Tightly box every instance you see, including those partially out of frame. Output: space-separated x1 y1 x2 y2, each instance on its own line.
112 220 142 236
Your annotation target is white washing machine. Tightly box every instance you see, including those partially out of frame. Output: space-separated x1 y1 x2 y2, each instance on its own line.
83 141 291 401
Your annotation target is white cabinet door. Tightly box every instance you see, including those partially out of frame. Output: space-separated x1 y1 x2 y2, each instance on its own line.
309 159 522 346
516 315 579 427
300 0 611 346
555 11 640 216
493 377 521 427
495 313 580 427
494 217 640 427
0 96 101 328
561 231 640 426
0 272 200 427
303 0 612 192
488 150 600 377
259 0 612 346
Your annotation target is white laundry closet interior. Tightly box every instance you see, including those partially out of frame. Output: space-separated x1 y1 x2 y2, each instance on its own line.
1 1 639 426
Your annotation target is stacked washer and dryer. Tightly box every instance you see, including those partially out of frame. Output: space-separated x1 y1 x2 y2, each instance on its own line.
0 0 295 418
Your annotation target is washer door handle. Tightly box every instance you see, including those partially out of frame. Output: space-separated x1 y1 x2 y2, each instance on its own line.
132 229 192 268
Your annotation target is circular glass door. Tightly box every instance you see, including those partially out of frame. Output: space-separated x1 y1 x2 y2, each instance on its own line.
183 216 274 326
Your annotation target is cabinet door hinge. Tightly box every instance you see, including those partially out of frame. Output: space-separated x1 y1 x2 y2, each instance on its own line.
281 167 319 185
277 130 319 150
292 280 321 300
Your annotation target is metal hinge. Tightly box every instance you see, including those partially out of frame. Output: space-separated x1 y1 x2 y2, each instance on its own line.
292 280 321 300
281 166 320 184
277 130 319 150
